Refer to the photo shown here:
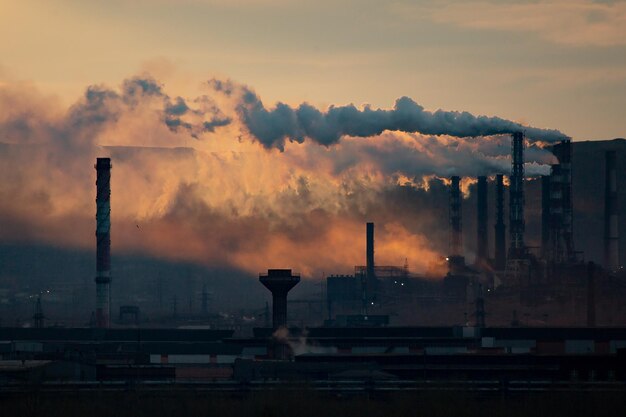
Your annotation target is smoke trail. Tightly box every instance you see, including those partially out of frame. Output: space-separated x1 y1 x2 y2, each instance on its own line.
234 86 569 150
0 73 564 278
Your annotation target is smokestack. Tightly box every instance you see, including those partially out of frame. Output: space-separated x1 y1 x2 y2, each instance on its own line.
587 262 596 327
541 175 551 259
366 222 375 282
509 132 525 259
95 158 111 328
476 176 488 266
449 176 462 257
494 174 506 270
604 151 620 271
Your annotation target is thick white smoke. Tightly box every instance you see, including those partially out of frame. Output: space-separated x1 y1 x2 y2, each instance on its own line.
226 82 569 150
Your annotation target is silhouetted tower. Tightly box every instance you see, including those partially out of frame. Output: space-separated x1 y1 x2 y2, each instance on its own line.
541 175 551 259
95 158 112 328
587 262 596 327
364 222 377 308
509 132 525 259
259 269 300 330
605 151 620 271
556 140 574 261
201 284 209 316
494 174 506 270
449 176 462 257
476 176 488 267
33 295 44 328
366 222 375 282
545 140 575 264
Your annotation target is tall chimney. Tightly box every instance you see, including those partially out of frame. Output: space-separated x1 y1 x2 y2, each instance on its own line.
541 175 551 259
366 222 375 282
605 151 620 271
509 132 525 259
449 176 462 257
476 176 488 266
95 158 112 328
494 174 506 270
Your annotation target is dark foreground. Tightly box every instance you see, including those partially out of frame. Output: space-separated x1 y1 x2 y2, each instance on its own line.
2 387 626 417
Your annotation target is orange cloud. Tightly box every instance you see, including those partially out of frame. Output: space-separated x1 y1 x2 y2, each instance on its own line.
394 0 626 47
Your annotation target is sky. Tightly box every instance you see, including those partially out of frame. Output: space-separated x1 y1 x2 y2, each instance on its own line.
1 0 625 140
0 0 624 281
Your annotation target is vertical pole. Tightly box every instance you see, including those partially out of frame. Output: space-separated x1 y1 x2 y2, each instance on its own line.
95 158 111 328
476 176 488 266
450 176 462 257
509 132 525 259
495 174 506 270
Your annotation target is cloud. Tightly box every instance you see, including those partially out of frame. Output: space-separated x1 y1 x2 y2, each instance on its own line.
395 0 626 47
0 73 562 278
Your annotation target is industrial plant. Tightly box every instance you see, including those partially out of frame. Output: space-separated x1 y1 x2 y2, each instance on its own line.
1 134 626 395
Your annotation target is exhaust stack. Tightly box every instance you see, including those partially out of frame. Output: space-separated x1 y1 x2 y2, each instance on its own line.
95 158 112 328
605 151 620 271
476 176 488 267
449 176 462 257
509 132 525 259
494 174 506 270
366 222 375 283
541 175 551 259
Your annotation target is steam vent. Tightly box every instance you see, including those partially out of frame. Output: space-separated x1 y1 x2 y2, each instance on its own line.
259 269 300 330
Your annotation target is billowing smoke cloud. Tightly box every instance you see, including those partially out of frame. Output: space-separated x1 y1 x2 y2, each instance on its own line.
0 73 562 280
232 84 569 150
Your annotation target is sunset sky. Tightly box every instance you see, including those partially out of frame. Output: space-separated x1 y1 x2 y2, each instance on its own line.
1 0 625 140
0 0 624 279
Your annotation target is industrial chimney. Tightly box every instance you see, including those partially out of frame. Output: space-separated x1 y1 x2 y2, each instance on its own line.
95 158 112 328
476 176 488 267
449 176 462 257
509 132 525 259
366 222 375 283
494 174 506 270
541 175 551 260
605 151 620 271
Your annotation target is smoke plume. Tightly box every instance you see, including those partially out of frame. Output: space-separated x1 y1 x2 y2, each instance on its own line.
0 73 565 279
231 84 569 150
